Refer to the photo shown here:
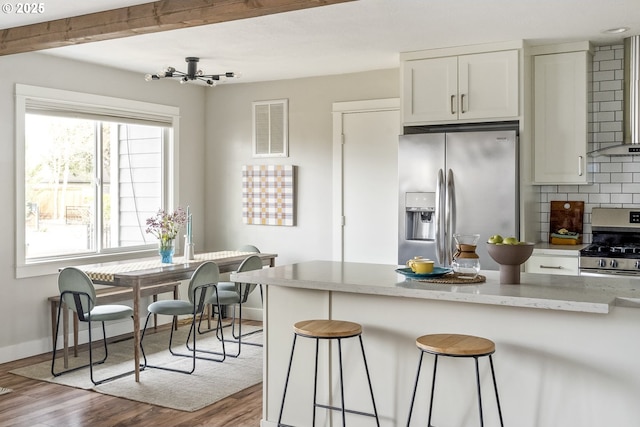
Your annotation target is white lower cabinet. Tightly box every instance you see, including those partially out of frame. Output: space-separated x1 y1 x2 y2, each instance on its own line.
526 248 580 276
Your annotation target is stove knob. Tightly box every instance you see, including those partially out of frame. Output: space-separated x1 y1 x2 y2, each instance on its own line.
598 259 606 268
610 259 618 268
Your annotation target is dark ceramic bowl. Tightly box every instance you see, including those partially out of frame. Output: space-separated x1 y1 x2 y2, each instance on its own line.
486 242 534 265
486 242 534 284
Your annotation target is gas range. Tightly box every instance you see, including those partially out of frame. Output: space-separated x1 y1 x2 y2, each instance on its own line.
579 208 640 277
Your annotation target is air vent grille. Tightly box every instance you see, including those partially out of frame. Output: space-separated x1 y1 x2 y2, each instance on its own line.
253 99 288 157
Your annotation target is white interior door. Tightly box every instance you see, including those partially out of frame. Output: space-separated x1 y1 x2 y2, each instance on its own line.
334 100 399 264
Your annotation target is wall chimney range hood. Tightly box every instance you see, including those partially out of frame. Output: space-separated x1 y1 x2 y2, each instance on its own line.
589 35 640 156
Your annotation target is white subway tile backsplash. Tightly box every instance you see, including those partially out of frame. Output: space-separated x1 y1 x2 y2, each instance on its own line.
599 121 622 132
567 193 589 202
599 59 622 71
599 80 622 91
611 172 633 182
611 193 633 204
600 162 622 173
593 70 615 81
592 172 612 183
600 101 622 111
588 193 611 203
600 183 622 193
622 162 640 172
622 183 640 193
593 91 615 102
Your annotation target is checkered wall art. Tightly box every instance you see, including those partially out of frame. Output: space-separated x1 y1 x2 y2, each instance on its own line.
242 165 295 226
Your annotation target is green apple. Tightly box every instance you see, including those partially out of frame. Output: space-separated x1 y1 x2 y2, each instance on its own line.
487 234 503 244
502 236 519 245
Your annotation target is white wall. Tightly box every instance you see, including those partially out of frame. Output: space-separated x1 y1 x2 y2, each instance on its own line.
0 52 207 363
203 69 399 316
203 71 400 263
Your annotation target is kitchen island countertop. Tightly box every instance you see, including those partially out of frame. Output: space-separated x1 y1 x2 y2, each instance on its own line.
232 260 640 314
233 260 640 426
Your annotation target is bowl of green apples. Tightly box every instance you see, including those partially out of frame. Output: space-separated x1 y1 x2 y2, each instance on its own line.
486 235 534 284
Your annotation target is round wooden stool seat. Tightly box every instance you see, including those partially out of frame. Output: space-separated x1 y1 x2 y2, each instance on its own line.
293 319 362 338
416 333 495 357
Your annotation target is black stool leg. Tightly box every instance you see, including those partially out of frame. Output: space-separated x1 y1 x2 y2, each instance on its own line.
278 334 298 427
312 337 319 426
427 354 439 427
358 335 380 427
489 355 505 427
475 356 485 427
406 351 425 427
337 338 347 426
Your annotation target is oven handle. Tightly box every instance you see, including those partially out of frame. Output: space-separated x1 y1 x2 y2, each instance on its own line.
580 269 640 278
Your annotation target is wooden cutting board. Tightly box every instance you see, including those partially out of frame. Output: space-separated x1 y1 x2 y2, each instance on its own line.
549 201 584 244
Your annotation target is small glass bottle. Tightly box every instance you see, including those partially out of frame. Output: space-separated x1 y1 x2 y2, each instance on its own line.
451 234 481 279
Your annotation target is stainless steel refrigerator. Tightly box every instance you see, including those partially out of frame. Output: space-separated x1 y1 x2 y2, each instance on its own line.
398 124 519 271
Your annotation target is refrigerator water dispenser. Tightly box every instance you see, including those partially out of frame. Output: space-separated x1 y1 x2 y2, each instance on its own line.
405 192 435 241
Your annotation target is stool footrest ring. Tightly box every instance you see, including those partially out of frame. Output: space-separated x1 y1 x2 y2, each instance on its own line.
314 403 378 418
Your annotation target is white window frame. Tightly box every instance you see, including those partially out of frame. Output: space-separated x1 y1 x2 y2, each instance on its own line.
15 84 181 278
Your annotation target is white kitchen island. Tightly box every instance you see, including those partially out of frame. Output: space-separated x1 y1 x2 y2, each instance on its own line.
232 261 640 427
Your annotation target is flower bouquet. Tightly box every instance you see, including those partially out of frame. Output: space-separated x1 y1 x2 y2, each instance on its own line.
146 207 187 263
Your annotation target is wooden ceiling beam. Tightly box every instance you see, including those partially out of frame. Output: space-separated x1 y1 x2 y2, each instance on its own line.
0 0 354 56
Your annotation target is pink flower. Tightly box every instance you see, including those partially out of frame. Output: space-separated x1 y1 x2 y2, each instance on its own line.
145 207 187 245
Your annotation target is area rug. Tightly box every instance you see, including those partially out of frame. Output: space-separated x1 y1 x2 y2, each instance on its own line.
10 325 262 412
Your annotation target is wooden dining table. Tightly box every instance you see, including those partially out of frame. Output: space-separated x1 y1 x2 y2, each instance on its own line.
78 250 277 382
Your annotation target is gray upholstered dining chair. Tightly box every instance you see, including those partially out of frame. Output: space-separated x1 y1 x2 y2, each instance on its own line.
51 267 135 385
140 260 225 375
204 244 263 331
198 254 264 357
219 245 262 295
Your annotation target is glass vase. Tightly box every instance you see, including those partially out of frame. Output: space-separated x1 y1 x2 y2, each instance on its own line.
451 233 480 279
158 239 175 264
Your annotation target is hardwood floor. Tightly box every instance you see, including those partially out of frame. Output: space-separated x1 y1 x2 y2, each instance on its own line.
0 321 263 427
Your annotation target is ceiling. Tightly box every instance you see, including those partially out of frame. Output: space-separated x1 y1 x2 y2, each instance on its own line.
4 0 640 84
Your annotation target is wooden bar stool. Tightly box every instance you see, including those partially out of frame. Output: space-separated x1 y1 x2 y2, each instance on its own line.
278 319 380 427
407 334 504 427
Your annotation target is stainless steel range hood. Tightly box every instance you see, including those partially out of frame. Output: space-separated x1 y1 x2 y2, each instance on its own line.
589 35 640 156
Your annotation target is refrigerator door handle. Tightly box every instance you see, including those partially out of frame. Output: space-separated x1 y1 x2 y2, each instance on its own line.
446 169 456 265
435 169 445 265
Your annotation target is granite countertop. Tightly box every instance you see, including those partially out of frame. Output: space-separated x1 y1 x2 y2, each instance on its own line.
232 260 640 315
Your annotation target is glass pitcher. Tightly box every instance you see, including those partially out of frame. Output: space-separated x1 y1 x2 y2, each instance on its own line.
451 233 480 279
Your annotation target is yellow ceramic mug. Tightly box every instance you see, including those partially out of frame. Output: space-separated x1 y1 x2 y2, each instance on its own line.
406 257 434 274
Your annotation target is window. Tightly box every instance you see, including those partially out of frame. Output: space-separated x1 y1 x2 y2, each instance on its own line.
16 85 180 278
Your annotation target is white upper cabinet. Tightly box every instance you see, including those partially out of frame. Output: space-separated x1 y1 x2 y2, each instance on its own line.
532 48 592 184
402 49 519 125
